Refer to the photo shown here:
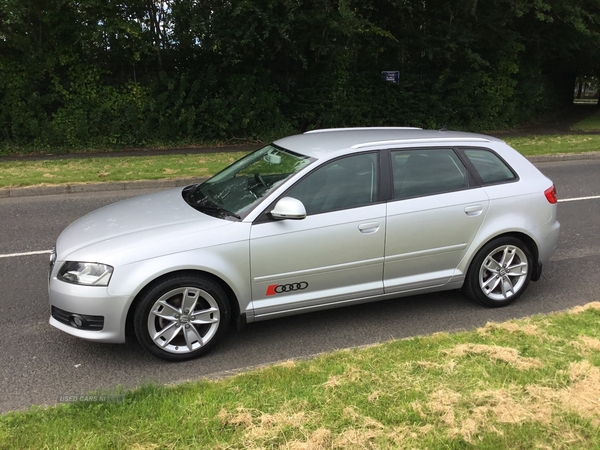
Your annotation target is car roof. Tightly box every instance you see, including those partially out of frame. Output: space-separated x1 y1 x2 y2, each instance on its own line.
273 127 503 159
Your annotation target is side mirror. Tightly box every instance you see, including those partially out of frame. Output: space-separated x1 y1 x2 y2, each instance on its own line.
263 151 282 165
270 197 306 220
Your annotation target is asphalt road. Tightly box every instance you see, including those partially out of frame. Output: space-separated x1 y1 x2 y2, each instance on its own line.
0 159 599 414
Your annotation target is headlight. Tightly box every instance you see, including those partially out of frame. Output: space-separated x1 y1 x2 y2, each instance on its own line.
48 247 57 282
57 262 114 286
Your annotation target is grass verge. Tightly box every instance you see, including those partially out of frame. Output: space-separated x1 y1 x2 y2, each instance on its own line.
1 134 600 189
0 152 247 188
504 134 600 156
2 303 600 449
570 109 600 131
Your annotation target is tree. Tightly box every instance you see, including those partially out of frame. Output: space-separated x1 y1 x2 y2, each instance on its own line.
2 0 600 150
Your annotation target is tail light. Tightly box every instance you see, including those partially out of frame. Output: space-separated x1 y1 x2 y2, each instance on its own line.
544 185 557 204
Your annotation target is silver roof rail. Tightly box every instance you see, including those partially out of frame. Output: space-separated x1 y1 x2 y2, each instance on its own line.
351 137 491 149
304 127 422 134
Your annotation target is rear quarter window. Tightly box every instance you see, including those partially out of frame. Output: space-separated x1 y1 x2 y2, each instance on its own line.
463 149 517 184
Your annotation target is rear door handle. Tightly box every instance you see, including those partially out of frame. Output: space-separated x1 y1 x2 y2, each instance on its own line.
464 205 483 216
358 222 380 234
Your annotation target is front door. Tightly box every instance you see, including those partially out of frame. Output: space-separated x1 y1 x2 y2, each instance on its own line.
250 152 386 318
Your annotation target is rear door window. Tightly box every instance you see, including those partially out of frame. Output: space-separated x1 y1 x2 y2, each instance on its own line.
391 148 469 199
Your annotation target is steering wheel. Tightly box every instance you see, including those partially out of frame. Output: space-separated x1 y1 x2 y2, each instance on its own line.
255 173 267 188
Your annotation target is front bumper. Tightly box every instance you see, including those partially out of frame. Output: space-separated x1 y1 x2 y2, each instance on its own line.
48 277 131 343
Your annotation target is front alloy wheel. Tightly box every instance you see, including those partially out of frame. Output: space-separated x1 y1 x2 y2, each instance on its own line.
464 237 533 307
134 274 230 361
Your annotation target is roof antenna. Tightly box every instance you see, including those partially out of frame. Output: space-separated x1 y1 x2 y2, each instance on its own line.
439 124 447 131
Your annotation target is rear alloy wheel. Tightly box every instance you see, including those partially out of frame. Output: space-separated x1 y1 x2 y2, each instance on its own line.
134 274 230 361
464 237 533 307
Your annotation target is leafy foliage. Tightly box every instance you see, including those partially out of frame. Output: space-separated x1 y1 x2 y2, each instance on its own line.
1 0 600 151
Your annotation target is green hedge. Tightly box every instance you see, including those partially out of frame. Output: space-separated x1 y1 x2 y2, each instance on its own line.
1 0 598 152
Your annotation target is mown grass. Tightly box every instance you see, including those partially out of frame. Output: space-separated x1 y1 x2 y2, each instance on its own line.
0 152 247 188
1 134 600 189
504 134 600 156
2 304 600 449
570 109 600 131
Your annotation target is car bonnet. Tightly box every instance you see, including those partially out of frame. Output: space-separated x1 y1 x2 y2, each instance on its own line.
55 187 230 262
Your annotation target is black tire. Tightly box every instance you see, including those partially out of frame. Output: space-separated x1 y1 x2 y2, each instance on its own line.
463 237 533 307
133 274 230 361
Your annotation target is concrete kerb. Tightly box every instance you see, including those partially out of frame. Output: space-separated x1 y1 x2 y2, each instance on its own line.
527 150 600 163
2 152 600 199
8 184 69 198
3 178 208 199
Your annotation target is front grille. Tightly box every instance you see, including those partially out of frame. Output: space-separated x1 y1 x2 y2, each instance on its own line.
51 306 104 331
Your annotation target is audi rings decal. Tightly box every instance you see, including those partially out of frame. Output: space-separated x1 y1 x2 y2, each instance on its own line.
266 282 309 296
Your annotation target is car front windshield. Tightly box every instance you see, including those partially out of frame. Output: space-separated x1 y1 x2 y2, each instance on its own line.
188 144 313 218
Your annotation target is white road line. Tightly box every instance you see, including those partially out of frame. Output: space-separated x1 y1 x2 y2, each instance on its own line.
558 195 600 203
0 195 598 260
0 250 52 259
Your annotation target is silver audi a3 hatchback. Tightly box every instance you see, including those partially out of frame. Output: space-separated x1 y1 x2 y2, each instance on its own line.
48 128 560 361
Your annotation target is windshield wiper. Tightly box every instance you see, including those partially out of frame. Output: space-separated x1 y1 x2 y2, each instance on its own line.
197 204 241 220
183 185 241 219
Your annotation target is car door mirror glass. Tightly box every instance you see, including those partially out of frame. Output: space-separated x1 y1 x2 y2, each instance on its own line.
263 151 282 165
270 197 306 220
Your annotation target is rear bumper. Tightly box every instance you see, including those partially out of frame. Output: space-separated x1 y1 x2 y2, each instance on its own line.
535 219 560 265
530 216 560 282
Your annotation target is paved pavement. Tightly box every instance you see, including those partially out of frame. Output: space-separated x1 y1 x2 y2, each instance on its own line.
2 147 600 199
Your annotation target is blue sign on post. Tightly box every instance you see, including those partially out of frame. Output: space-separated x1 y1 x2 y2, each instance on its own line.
382 71 400 84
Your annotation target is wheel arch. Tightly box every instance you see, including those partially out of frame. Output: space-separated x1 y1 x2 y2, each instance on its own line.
462 230 540 288
462 231 539 307
125 269 241 337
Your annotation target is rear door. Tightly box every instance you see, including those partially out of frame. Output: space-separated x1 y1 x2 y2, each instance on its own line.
384 148 490 293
